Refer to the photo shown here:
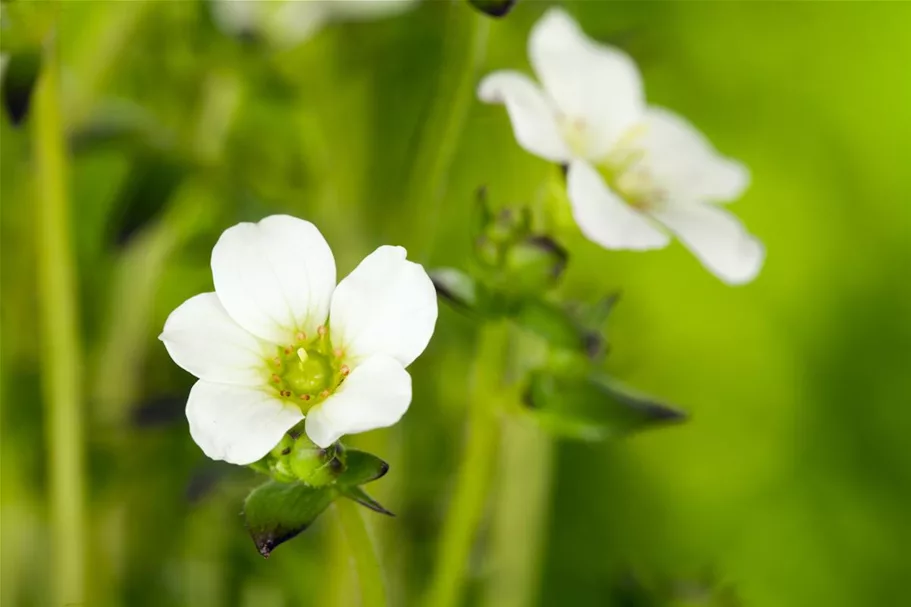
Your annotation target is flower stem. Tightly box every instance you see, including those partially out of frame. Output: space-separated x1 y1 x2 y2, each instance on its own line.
336 498 387 607
481 419 554 607
424 321 510 607
34 30 87 606
408 4 490 261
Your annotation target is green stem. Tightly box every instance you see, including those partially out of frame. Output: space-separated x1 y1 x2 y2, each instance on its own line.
407 4 490 261
34 31 86 606
481 420 554 607
424 321 510 607
336 499 387 607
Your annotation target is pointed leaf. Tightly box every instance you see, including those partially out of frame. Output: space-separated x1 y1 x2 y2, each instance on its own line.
243 481 336 558
336 450 389 487
342 486 395 517
524 371 686 441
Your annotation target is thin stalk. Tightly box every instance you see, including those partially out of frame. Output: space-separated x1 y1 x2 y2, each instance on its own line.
424 321 510 607
336 499 388 607
481 419 554 607
34 31 86 606
406 4 490 261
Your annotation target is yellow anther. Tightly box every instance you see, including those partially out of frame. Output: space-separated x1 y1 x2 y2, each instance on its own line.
284 346 293 355
280 390 292 398
319 390 330 399
340 365 350 376
317 325 328 337
300 394 311 401
271 374 281 383
273 356 281 366
333 348 343 358
296 331 307 342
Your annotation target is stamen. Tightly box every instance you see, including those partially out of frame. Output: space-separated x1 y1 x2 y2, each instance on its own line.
300 394 311 401
296 331 307 342
317 325 328 337
272 356 281 366
333 347 343 358
340 365 350 376
319 389 330 399
280 390 292 398
284 346 293 355
297 348 308 363
271 374 281 383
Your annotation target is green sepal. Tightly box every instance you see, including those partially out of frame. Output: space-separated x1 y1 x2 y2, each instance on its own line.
513 300 586 352
467 0 519 18
336 450 390 487
524 371 686 441
341 486 395 517
243 480 336 558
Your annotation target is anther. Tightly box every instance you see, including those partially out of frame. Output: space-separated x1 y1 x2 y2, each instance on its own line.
340 365 350 376
280 390 292 398
284 346 293 355
333 348 343 358
296 331 307 342
273 356 281 366
271 374 281 383
317 325 328 337
300 394 311 401
319 390 330 399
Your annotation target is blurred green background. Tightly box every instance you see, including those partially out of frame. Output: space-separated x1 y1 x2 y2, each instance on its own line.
2 1 910 606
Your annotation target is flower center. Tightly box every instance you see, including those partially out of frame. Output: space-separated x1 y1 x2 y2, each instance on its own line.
596 124 666 212
267 327 349 412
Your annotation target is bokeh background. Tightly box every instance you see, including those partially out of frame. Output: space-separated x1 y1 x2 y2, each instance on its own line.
2 1 910 606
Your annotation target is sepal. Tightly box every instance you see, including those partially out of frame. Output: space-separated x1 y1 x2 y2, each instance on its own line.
524 371 687 441
243 480 336 558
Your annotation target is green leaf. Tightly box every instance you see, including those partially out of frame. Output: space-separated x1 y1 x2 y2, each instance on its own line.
336 450 390 487
342 486 395 517
243 481 336 558
524 371 686 441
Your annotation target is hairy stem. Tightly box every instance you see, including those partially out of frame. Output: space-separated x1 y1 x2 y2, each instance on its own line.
336 499 387 607
34 30 86 607
424 321 510 607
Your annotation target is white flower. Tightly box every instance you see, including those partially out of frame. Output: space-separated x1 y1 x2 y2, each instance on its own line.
160 215 438 464
478 8 764 284
211 0 418 47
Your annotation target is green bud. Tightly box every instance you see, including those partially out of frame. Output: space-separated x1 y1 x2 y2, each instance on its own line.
289 442 345 487
467 0 519 18
513 300 585 352
501 235 567 295
431 267 481 312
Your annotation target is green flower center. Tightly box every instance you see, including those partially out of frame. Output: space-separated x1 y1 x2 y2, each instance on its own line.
267 327 349 412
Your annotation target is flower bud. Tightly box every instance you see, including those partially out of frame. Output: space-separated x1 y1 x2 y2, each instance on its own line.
501 235 567 295
288 441 345 487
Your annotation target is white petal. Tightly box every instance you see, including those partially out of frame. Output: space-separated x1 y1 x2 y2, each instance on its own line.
160 293 272 386
211 215 336 345
478 71 571 163
305 356 411 448
567 160 670 250
329 245 437 368
186 381 303 465
650 203 764 285
529 8 645 158
636 107 750 203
